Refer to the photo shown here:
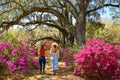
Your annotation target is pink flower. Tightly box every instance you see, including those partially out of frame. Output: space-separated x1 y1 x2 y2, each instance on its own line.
0 40 38 72
73 38 120 79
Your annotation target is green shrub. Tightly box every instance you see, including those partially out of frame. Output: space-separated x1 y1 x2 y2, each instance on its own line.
95 26 120 44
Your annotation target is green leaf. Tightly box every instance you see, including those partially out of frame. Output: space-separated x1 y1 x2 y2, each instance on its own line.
2 12 9 19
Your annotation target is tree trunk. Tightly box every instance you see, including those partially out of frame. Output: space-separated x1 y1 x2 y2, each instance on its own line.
63 34 74 47
66 32 74 47
75 1 87 46
75 15 86 46
69 32 74 47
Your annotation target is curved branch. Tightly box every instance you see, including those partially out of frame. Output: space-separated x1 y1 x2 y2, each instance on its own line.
65 0 78 14
0 8 19 16
34 36 60 43
0 7 68 28
86 4 119 14
58 0 77 18
20 21 68 36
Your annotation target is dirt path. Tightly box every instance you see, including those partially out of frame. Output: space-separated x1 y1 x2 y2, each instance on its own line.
1 57 85 80
26 62 72 80
2 58 73 80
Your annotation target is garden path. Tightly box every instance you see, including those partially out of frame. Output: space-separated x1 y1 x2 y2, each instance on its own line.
1 56 85 80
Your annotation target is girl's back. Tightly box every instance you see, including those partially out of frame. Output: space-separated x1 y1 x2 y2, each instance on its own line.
50 44 59 56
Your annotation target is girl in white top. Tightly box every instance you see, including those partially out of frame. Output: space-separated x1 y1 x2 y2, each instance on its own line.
49 42 59 75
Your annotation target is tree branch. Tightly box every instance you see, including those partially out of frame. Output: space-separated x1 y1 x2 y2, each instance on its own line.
0 7 68 28
0 8 19 16
0 0 25 12
19 20 68 36
65 0 78 14
86 4 119 14
34 36 60 43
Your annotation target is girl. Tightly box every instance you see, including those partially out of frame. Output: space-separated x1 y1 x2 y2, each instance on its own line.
49 42 59 75
38 44 46 74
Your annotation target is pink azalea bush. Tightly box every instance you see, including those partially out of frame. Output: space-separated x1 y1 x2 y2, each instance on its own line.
63 48 80 69
0 40 39 72
63 48 75 66
73 38 120 79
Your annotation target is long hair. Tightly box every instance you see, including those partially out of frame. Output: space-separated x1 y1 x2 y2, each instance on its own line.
40 44 44 53
53 45 57 48
52 44 57 53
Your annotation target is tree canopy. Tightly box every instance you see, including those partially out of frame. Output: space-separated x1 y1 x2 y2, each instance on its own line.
0 0 120 46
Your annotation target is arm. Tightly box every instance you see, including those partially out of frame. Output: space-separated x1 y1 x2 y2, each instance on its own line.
45 50 47 57
57 49 60 59
49 49 52 56
38 48 40 57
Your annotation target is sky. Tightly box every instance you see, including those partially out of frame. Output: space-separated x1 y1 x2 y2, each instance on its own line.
100 7 112 20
